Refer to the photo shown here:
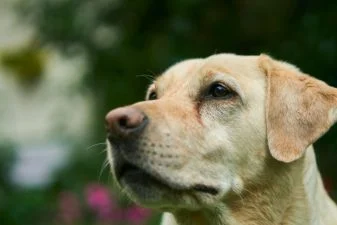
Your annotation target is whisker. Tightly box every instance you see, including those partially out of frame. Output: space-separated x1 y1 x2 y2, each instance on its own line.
107 173 116 188
98 157 110 182
146 70 157 77
86 142 106 151
98 147 108 155
136 74 156 82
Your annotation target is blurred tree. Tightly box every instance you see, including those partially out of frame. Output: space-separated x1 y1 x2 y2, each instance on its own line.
21 0 336 199
1 0 335 224
1 43 45 86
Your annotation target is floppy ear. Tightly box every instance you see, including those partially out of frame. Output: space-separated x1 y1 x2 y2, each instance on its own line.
259 54 337 163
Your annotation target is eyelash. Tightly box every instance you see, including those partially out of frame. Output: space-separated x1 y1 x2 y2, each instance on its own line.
205 82 236 100
148 91 157 100
147 83 236 101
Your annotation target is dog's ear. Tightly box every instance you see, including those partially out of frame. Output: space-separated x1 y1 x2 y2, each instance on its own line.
259 54 337 163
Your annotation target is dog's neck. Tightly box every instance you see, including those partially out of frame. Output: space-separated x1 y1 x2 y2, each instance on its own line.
166 146 337 225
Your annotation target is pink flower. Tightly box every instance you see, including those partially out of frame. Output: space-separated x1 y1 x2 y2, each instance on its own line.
85 183 152 224
86 183 115 210
85 183 122 222
57 191 82 224
125 206 152 224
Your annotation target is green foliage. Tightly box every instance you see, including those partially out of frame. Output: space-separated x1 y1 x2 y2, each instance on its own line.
29 0 337 178
1 44 45 85
2 0 337 224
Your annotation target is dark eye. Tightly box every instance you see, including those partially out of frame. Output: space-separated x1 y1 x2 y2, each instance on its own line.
148 91 157 100
208 83 234 99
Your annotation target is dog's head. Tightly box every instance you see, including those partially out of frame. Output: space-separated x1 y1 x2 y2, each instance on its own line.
105 54 337 210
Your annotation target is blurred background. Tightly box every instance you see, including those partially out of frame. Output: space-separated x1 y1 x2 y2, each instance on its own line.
0 0 336 224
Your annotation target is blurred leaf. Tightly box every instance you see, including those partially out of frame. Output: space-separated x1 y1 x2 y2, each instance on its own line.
1 43 46 85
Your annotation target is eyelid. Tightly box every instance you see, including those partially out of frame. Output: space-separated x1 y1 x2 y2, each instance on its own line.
203 75 245 103
210 81 234 93
146 90 155 100
146 84 157 100
202 81 234 100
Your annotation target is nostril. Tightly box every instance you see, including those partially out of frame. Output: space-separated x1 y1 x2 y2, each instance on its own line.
118 117 128 128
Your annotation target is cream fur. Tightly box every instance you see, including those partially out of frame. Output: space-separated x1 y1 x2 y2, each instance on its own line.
106 53 337 225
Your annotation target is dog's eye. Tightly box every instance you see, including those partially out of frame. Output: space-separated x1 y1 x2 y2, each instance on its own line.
208 83 234 99
148 91 157 100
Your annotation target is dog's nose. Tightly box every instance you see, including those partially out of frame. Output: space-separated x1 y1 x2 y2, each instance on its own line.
105 107 148 139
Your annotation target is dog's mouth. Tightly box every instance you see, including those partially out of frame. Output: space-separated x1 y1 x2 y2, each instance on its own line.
115 161 219 196
117 162 148 180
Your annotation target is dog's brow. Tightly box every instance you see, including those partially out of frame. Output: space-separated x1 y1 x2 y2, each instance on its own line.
211 73 245 102
145 83 156 99
148 83 156 90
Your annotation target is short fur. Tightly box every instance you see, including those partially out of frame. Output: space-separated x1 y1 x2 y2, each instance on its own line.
106 53 337 225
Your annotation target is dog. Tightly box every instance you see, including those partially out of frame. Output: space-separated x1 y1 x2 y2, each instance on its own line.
105 54 337 225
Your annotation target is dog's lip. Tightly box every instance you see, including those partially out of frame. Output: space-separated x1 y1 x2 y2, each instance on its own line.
116 162 183 193
115 161 219 195
117 162 141 179
192 184 219 195
116 161 177 189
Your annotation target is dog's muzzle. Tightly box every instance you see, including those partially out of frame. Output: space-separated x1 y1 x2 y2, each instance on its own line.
105 106 219 196
105 106 149 182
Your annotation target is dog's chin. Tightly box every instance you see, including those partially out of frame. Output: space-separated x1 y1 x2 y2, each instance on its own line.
114 163 221 209
108 141 221 208
118 167 174 206
114 162 181 205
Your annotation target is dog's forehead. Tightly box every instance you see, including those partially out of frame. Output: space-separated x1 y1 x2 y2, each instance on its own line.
204 54 262 79
155 54 264 91
157 59 204 84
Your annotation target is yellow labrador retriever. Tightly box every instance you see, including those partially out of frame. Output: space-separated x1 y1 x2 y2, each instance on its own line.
105 54 337 225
